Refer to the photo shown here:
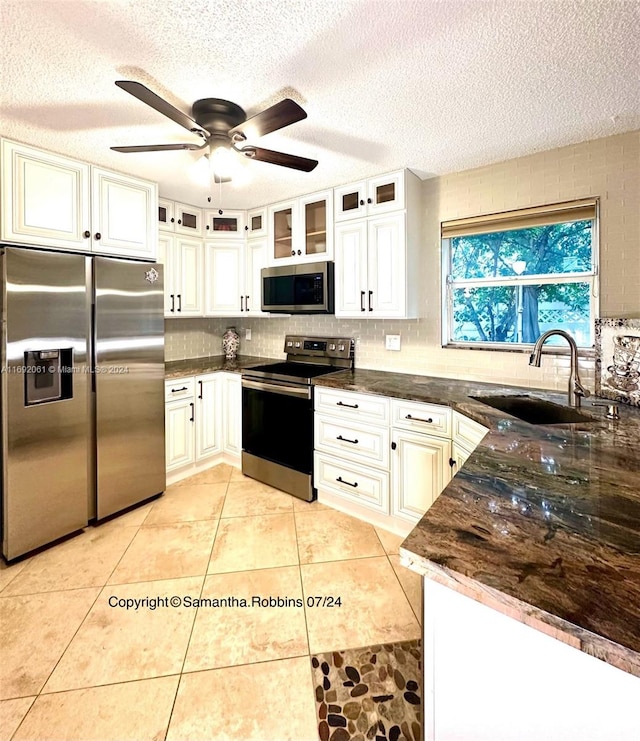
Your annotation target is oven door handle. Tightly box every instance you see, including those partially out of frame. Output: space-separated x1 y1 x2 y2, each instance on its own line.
242 378 311 399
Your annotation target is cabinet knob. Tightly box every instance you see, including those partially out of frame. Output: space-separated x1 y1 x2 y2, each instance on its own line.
83 230 91 239
177 219 182 225
206 225 210 230
291 250 295 256
170 217 175 223
297 250 301 255
244 225 249 231
367 198 372 204
95 232 101 240
359 199 364 206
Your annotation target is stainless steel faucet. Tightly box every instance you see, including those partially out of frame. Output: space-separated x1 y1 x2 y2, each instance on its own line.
529 329 590 407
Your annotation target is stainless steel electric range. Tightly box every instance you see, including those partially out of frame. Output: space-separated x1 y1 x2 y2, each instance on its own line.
241 335 354 501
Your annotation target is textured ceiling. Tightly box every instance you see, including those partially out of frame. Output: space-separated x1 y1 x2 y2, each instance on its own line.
1 0 639 210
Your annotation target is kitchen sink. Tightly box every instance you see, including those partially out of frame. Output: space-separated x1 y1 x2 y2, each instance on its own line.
470 395 595 425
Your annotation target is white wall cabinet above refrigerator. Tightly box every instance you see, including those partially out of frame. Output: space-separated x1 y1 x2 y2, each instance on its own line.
1 139 157 259
268 189 333 265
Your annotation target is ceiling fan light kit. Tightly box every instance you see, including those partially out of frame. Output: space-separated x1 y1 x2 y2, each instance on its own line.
111 81 319 182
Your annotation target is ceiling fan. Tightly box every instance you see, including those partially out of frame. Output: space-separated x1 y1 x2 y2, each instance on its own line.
110 80 318 180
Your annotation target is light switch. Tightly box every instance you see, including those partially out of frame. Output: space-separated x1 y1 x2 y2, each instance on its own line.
245 328 251 341
385 334 401 351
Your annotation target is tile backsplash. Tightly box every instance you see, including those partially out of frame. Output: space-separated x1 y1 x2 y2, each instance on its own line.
165 130 640 394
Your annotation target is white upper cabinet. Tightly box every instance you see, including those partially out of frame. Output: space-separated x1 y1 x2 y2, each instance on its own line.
204 238 269 316
204 208 246 238
335 212 408 318
91 167 156 258
158 234 203 317
334 170 405 221
268 189 333 264
158 198 176 232
1 139 91 251
246 207 267 239
1 139 157 258
174 202 203 237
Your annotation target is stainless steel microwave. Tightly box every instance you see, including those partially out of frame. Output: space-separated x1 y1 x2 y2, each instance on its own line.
261 261 334 314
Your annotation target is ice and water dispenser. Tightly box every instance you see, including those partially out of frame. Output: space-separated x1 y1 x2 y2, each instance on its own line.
24 349 73 405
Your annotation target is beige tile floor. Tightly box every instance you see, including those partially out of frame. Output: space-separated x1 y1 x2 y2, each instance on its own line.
0 463 421 741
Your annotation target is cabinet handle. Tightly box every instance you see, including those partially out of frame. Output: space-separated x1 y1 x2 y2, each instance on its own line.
189 402 194 422
406 414 433 424
240 296 244 312
336 434 358 445
95 232 101 240
449 457 457 468
198 380 203 399
171 386 188 393
246 295 250 311
360 291 365 312
336 401 359 409
170 294 175 312
83 230 91 239
177 294 182 312
368 290 373 311
336 476 358 488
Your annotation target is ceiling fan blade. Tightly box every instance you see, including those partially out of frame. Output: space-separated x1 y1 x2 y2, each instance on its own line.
115 81 208 137
239 146 318 172
111 143 207 153
229 99 307 140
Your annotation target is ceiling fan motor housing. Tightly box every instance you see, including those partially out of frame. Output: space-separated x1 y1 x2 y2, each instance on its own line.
192 99 246 141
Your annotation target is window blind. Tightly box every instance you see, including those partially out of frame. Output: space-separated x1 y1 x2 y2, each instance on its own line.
441 198 597 239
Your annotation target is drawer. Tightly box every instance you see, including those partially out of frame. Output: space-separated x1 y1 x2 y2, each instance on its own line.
453 411 488 450
314 452 389 514
314 387 390 425
391 398 451 437
165 377 195 402
315 414 389 469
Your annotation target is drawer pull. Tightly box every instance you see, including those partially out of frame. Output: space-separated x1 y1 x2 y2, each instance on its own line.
406 414 433 424
171 386 188 393
336 476 358 488
198 380 203 399
449 457 457 468
336 435 358 445
337 401 359 409
189 402 195 422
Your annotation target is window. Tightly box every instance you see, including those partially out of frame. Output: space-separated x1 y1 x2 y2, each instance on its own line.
441 199 598 349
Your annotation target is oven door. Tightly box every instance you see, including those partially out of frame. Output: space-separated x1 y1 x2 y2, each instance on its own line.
242 379 313 474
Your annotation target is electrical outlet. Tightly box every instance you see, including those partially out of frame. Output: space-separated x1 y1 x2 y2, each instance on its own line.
245 328 251 341
385 334 401 351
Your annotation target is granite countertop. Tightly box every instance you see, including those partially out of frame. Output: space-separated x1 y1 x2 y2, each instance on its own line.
165 355 281 379
313 369 640 678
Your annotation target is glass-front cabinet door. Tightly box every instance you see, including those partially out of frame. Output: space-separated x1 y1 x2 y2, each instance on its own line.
158 198 175 232
246 207 267 239
366 171 405 215
299 189 333 261
204 209 246 238
334 180 367 222
174 202 203 237
269 200 297 262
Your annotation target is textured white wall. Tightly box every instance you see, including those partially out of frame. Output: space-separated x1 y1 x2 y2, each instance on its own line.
165 130 640 392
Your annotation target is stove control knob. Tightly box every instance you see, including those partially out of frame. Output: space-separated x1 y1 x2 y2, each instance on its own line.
295 341 301 348
286 341 293 347
338 344 345 351
329 343 336 350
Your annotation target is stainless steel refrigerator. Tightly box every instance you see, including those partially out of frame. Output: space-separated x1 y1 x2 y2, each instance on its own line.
1 246 165 560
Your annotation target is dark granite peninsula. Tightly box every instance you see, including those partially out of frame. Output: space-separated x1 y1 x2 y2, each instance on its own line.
165 354 279 379
313 369 640 739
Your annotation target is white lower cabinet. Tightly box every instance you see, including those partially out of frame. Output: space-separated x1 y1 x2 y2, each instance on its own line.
391 429 450 523
165 372 241 482
314 389 486 534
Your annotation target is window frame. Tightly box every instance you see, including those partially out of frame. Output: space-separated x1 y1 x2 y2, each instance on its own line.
441 199 600 352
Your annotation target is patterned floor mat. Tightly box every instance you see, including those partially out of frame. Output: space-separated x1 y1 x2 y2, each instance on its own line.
311 639 422 741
